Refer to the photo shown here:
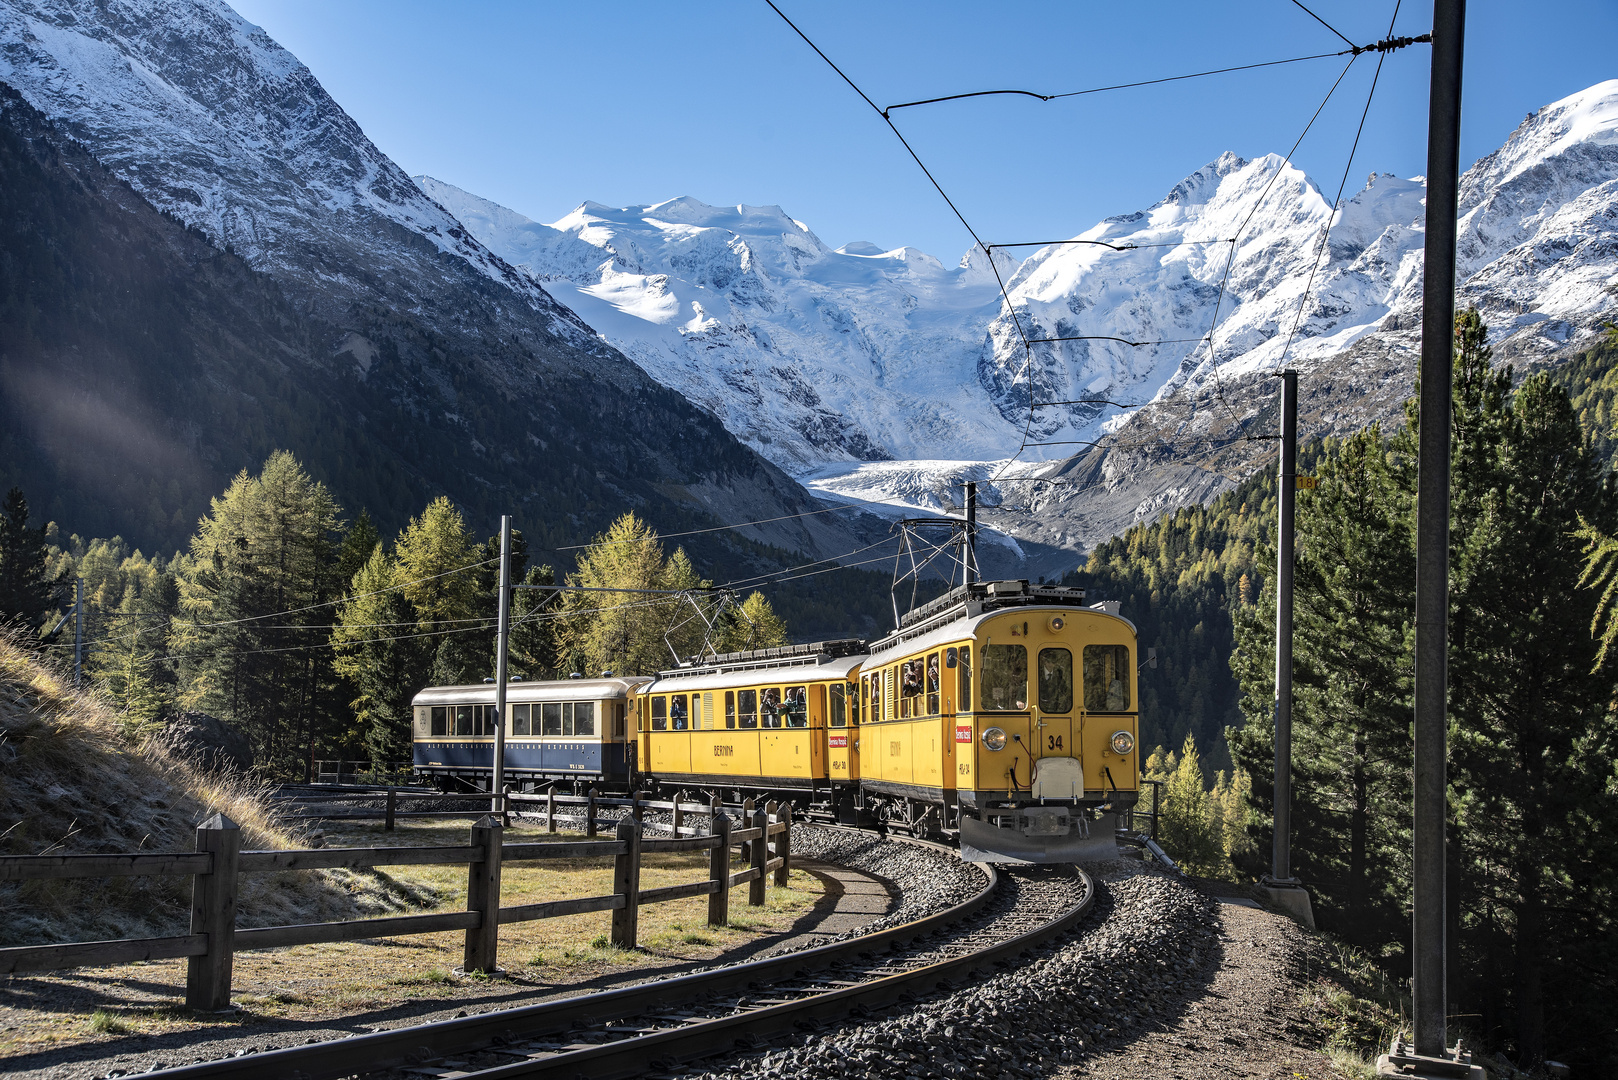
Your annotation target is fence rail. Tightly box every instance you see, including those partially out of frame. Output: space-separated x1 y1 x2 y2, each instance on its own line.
0 796 791 1009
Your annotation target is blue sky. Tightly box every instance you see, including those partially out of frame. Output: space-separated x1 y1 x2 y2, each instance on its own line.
231 0 1617 261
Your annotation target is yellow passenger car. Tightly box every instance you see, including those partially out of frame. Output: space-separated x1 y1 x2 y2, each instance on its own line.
635 640 866 801
862 580 1138 861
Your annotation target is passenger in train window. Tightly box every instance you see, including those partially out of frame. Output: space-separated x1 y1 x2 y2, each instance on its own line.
651 696 668 731
726 691 737 729
738 689 758 728
847 682 861 724
784 686 808 727
575 701 596 736
543 702 564 735
760 687 782 728
456 705 474 736
670 694 689 730
512 703 530 736
900 659 923 718
927 653 941 715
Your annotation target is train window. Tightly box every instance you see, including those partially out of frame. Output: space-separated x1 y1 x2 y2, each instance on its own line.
847 682 860 724
615 702 626 738
651 697 667 731
1083 645 1132 712
455 705 474 736
958 646 972 712
927 653 941 715
725 691 737 729
670 694 689 730
1039 648 1074 714
783 686 808 728
981 645 1028 711
738 689 758 728
760 687 782 728
482 704 500 736
829 683 846 727
899 660 922 718
574 701 596 736
540 702 560 735
512 703 530 736
431 706 448 736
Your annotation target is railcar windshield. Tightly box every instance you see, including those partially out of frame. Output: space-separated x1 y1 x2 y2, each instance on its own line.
1083 644 1132 712
980 644 1028 711
1039 648 1074 713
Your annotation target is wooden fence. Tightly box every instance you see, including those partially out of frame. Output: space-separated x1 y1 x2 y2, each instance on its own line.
0 797 791 1010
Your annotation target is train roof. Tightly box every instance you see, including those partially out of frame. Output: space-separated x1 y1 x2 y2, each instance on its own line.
866 580 1132 665
649 647 865 692
412 676 652 706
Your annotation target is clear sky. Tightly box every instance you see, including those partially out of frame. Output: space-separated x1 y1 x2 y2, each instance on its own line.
230 0 1617 262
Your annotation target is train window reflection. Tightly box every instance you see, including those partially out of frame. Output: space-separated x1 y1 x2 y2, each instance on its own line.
958 646 972 712
1039 648 1073 714
650 697 667 731
431 706 448 736
738 689 758 728
573 701 596 736
829 683 846 727
512 703 530 736
1083 645 1131 712
726 690 737 729
981 645 1028 711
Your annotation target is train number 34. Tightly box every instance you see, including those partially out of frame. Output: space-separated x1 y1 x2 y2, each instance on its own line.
1047 735 1064 751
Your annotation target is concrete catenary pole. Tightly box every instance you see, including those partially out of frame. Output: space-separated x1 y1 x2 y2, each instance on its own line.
491 516 513 814
1414 0 1466 1060
1271 370 1299 884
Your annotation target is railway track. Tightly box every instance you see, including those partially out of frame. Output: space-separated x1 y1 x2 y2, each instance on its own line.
140 831 1095 1080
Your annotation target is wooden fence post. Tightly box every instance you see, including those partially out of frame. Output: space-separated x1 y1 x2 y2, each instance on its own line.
749 808 767 907
774 804 792 887
708 810 731 928
672 793 685 838
385 786 396 832
587 788 598 839
462 815 504 974
633 791 647 825
185 813 241 1011
546 783 557 834
741 797 755 864
610 817 641 949
500 784 511 829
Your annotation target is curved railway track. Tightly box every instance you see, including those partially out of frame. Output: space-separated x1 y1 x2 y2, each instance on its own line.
140 831 1095 1080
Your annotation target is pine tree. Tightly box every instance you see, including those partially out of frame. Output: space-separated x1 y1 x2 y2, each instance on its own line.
713 591 790 653
0 487 65 635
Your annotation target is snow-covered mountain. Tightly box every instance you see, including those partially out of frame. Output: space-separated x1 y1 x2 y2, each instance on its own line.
427 81 1618 560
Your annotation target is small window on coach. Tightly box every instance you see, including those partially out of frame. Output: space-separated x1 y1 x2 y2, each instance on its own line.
829 683 846 727
847 681 861 724
1083 644 1132 712
431 706 448 736
981 644 1028 711
573 701 596 736
725 690 737 729
954 646 972 712
615 702 626 738
1039 647 1074 714
511 703 530 736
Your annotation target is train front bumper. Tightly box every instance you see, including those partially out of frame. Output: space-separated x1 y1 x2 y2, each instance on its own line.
958 808 1120 864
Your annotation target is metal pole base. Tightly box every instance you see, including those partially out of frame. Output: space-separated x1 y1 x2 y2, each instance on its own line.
1257 875 1316 929
1377 1038 1484 1079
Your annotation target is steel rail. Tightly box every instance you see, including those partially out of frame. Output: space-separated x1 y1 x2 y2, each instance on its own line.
140 832 1006 1080
454 865 1096 1080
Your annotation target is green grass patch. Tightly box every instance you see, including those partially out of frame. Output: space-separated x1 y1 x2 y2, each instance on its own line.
86 1010 130 1035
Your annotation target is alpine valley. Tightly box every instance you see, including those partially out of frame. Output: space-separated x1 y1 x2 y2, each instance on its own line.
2 0 1616 583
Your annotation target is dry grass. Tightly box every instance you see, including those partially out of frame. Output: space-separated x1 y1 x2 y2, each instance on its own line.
0 633 437 947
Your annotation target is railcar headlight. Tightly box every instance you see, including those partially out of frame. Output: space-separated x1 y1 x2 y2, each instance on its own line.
1048 615 1066 632
1111 730 1135 755
981 727 1008 751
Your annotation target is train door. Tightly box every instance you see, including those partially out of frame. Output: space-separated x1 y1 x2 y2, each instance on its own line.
807 683 826 778
826 681 856 783
1033 645 1082 799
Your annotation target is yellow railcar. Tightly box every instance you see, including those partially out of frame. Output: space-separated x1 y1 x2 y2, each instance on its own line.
861 580 1138 861
635 640 866 801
